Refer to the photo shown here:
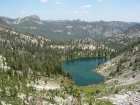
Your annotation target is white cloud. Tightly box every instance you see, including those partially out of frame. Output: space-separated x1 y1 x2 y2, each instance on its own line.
40 0 48 2
66 11 80 14
21 12 26 14
81 5 91 8
55 2 61 4
55 1 65 4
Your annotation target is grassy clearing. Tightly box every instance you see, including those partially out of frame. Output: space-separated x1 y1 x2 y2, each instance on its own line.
75 83 106 93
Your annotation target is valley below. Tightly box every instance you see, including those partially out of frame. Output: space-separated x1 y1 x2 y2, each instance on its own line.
0 15 140 105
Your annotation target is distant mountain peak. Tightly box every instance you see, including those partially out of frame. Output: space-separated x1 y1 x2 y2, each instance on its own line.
0 15 43 25
30 15 40 20
20 15 43 24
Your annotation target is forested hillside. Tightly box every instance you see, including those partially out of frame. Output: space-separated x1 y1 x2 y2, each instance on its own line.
0 23 115 104
0 16 139 105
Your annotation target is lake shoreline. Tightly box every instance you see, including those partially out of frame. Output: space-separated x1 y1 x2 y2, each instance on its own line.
93 69 106 85
61 56 108 62
62 57 109 86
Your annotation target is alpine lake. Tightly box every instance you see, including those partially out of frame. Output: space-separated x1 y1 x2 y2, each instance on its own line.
62 57 109 86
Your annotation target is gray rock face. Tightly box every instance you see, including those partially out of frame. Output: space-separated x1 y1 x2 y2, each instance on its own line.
0 16 20 24
102 24 140 51
20 15 43 24
0 15 42 24
124 24 140 35
111 91 140 105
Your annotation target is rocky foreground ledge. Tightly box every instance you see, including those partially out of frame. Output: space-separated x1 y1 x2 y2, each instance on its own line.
99 90 140 105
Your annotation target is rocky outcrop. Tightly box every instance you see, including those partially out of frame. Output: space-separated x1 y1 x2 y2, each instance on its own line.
100 91 140 105
0 15 42 24
20 15 43 24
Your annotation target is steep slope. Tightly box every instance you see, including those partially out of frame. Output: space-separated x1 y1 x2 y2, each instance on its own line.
95 40 140 105
124 24 140 34
0 26 67 104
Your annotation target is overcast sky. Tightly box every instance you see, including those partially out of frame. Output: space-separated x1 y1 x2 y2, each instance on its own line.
0 0 140 22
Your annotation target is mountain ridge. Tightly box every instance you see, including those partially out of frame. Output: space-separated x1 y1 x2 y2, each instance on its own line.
0 15 137 41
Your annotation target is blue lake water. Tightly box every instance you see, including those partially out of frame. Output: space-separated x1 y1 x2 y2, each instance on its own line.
62 57 109 86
